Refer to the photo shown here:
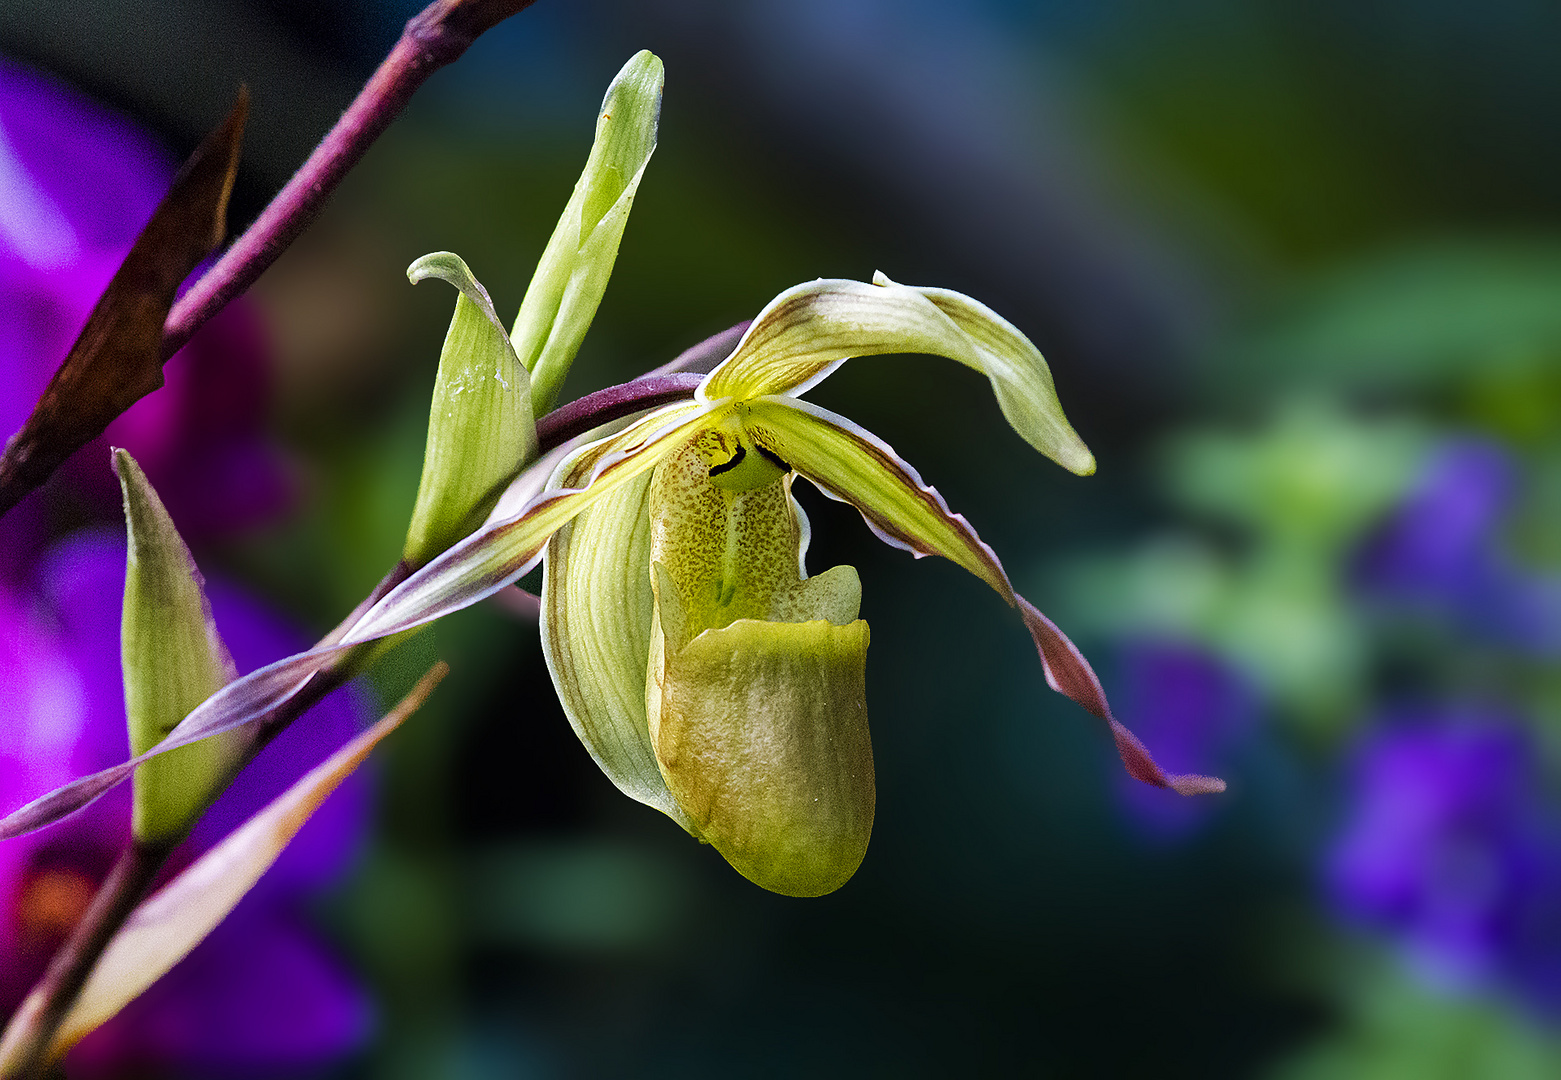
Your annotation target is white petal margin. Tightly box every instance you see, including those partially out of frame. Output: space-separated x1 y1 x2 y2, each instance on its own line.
742 397 1014 599
540 433 695 833
699 276 1094 475
743 396 1224 796
0 403 718 842
0 664 448 1072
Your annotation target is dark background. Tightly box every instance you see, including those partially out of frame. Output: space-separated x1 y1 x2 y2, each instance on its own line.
6 1 1561 1076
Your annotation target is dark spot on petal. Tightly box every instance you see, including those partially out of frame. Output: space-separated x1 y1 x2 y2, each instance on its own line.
708 443 747 476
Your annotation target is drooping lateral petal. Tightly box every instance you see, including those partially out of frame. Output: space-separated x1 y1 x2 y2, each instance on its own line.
1016 599 1226 797
699 276 1094 475
0 404 716 841
0 665 446 1070
539 438 694 832
512 50 663 414
743 397 1223 796
403 251 537 567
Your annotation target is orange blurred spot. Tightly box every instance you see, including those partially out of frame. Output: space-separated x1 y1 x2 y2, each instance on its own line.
16 868 96 942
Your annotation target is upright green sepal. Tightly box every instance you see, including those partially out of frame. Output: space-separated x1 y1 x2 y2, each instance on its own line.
116 450 243 845
404 251 538 567
512 49 664 414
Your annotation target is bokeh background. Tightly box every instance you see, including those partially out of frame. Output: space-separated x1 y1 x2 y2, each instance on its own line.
5 0 1561 1075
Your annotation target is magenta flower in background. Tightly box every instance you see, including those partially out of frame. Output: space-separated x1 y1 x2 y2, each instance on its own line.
0 57 293 573
1354 438 1561 653
1111 641 1252 840
1326 711 1561 1015
0 533 372 1076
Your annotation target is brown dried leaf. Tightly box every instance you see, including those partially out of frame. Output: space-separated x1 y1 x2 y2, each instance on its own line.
0 89 248 517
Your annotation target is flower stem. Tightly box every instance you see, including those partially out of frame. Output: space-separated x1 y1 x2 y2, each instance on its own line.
536 373 705 451
7 843 165 1079
161 0 539 359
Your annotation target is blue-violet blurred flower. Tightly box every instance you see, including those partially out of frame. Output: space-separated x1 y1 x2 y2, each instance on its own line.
1326 710 1561 1013
1112 640 1252 841
0 533 371 1076
1354 438 1561 653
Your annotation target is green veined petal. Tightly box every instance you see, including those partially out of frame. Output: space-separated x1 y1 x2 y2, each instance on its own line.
700 279 970 402
540 438 694 831
404 251 537 567
513 50 664 413
699 275 1094 475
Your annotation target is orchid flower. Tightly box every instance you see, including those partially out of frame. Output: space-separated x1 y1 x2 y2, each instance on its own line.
0 45 1224 898
0 271 1226 902
534 271 1225 896
0 270 1227 897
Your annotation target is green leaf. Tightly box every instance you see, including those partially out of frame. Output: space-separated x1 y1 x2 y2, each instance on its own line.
116 450 244 845
699 274 1095 475
512 50 664 413
403 251 537 567
0 664 446 1070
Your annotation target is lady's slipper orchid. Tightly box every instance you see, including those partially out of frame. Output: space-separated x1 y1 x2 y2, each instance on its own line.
536 272 1225 896
0 274 1226 891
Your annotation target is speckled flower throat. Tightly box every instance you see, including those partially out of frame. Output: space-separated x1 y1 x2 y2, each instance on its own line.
645 424 873 897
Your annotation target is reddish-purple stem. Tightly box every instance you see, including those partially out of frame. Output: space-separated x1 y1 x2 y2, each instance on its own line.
161 0 537 359
536 373 704 451
532 321 751 451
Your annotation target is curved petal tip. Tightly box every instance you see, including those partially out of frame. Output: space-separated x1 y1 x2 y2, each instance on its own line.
1017 596 1225 797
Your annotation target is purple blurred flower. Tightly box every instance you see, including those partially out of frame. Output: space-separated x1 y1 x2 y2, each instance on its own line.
1354 438 1561 652
0 532 371 1076
1326 710 1561 1013
1112 641 1253 840
0 58 292 573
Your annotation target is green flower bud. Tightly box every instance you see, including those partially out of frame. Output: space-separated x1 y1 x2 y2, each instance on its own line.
512 49 664 415
116 450 244 845
403 251 537 567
